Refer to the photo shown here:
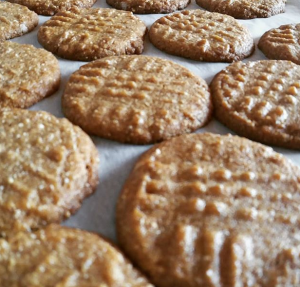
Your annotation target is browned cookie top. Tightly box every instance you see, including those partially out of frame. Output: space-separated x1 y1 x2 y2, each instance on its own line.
106 0 190 14
117 133 300 287
38 7 147 61
0 225 154 287
149 10 254 62
195 0 286 19
62 55 212 144
0 2 38 41
6 0 96 16
258 23 300 65
0 41 60 109
211 60 300 149
0 109 99 237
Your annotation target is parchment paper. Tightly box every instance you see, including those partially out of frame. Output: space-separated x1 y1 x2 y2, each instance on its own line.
8 0 300 241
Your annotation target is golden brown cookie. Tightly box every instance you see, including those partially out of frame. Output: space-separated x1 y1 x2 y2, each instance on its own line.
117 132 300 287
6 0 96 16
62 55 212 144
0 109 99 237
106 0 190 14
38 7 147 61
149 10 254 62
0 224 154 287
258 23 300 65
211 60 300 149
0 2 38 41
0 41 60 109
195 0 286 19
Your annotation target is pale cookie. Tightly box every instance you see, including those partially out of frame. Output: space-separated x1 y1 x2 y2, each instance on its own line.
196 0 286 19
258 23 300 65
117 132 300 287
0 41 60 109
149 10 254 62
0 2 38 41
0 225 154 287
38 7 147 61
6 0 96 16
106 0 190 14
62 55 212 144
0 109 99 237
211 60 300 149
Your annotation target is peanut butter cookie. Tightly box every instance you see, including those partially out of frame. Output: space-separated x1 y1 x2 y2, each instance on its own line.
0 109 99 237
117 132 300 287
0 225 154 287
258 23 300 65
149 10 254 62
0 41 60 109
106 0 190 14
195 0 286 19
0 2 38 41
62 55 212 144
38 7 147 61
6 0 96 16
211 60 300 149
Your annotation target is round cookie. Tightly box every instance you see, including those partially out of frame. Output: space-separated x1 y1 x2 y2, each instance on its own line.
211 60 300 149
38 7 147 61
106 0 190 14
0 225 154 287
195 0 286 19
62 55 212 144
258 23 300 65
117 132 300 287
0 41 60 109
0 2 38 41
149 10 254 62
6 0 96 16
0 109 99 237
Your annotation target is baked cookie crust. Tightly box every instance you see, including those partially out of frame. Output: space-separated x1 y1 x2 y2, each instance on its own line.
0 109 99 237
38 7 147 61
117 132 300 287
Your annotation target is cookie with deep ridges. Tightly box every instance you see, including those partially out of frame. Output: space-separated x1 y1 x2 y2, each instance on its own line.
258 23 300 65
195 0 286 19
117 132 300 287
62 55 212 144
0 109 99 237
38 7 147 61
0 224 154 287
0 2 38 41
149 10 254 62
0 41 60 109
106 0 190 14
211 60 300 149
6 0 96 16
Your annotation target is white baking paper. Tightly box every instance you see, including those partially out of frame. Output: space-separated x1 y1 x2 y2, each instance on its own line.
7 0 300 241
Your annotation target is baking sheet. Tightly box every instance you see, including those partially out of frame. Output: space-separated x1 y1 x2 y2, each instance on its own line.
7 0 300 241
